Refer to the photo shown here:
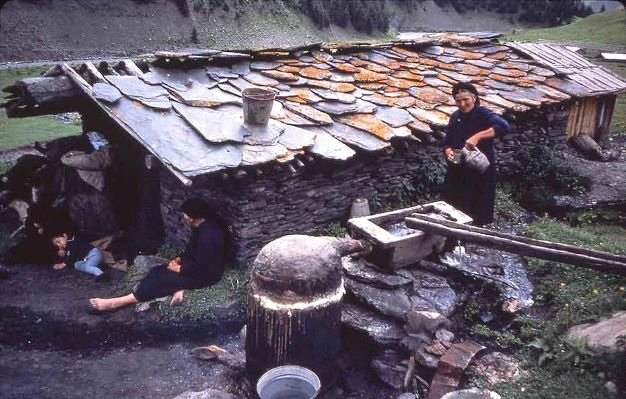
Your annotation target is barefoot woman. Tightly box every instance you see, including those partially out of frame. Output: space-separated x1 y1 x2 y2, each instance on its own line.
90 198 227 311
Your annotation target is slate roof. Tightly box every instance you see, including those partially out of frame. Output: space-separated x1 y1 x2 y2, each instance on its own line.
14 33 626 184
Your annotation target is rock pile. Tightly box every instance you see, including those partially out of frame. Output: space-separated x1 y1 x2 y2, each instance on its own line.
340 246 532 395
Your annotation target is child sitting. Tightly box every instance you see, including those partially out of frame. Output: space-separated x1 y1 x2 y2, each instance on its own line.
50 228 105 279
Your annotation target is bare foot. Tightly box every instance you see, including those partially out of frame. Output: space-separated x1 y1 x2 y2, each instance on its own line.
89 298 117 311
52 263 66 270
170 290 184 306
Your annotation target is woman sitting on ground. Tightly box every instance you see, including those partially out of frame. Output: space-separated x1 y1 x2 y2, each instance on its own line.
89 197 227 312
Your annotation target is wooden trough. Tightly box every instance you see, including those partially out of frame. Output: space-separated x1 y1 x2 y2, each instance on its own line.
347 201 472 270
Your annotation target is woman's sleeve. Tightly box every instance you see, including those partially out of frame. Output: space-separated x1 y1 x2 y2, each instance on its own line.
481 107 509 138
443 115 454 147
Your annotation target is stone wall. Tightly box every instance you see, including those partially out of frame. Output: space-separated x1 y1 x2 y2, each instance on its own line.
159 104 571 267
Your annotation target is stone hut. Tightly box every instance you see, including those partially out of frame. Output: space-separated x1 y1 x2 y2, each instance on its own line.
3 33 625 265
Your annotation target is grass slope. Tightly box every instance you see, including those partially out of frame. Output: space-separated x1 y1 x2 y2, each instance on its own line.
0 67 80 150
504 9 626 46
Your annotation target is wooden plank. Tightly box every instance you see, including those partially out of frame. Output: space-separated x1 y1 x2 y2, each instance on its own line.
405 215 626 275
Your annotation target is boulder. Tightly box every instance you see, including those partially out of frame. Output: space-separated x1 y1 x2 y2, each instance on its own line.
133 255 168 274
566 311 626 354
409 270 458 317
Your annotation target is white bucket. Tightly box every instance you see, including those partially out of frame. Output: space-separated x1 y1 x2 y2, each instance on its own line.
256 365 321 399
441 388 501 399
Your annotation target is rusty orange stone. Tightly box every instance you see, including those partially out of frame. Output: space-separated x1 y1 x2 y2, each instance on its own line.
261 70 300 82
357 83 387 91
299 67 332 80
394 96 417 108
436 73 458 85
392 70 424 82
336 113 395 140
384 86 402 93
447 49 485 60
333 62 359 73
489 73 518 84
391 47 421 59
365 62 391 74
329 82 356 93
278 65 301 74
285 87 323 104
349 58 369 67
492 67 527 78
455 64 490 76
400 62 422 70
306 80 332 89
280 59 300 64
489 52 508 60
386 77 424 89
409 86 449 104
354 68 387 83
418 58 456 71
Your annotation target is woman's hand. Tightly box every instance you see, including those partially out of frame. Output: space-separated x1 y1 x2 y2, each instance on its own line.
444 147 455 161
465 135 479 150
167 257 182 273
52 263 66 270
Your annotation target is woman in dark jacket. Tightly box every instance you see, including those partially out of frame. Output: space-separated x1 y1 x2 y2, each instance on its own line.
443 82 510 226
89 198 227 312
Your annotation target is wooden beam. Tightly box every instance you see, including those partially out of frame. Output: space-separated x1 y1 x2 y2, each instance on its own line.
119 59 144 77
405 214 626 275
59 63 193 187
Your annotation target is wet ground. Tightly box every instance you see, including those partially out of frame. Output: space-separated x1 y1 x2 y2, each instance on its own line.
0 263 400 399
0 262 245 399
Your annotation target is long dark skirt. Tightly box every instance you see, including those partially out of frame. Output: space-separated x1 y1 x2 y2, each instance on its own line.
134 265 204 302
442 164 496 226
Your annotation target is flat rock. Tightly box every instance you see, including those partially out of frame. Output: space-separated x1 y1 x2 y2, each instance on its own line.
342 303 406 346
322 122 390 152
342 257 413 289
345 279 411 321
92 82 122 103
405 310 451 339
375 106 415 128
566 311 626 354
409 270 458 317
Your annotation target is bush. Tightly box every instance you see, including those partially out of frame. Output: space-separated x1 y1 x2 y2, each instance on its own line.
508 145 590 210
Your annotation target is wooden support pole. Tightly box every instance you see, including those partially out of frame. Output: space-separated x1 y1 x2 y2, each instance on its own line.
59 63 193 187
405 214 626 276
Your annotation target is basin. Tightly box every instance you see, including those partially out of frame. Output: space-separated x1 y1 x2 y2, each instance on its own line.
348 201 472 269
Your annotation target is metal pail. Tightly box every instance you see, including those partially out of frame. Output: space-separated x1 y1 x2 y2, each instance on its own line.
242 88 276 125
256 365 321 399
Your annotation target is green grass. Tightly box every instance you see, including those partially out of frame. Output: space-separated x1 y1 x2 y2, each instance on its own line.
0 67 81 150
478 216 626 399
596 61 626 135
503 9 626 46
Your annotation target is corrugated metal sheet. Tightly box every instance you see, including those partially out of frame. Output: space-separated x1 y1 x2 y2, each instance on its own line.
28 35 626 182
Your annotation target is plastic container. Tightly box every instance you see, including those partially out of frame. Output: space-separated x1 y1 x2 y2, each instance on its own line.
256 365 321 399
461 147 490 174
242 88 276 125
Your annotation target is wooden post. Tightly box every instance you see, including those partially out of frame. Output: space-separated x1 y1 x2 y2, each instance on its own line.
405 214 626 276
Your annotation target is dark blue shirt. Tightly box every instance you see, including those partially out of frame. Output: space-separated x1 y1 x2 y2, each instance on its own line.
443 105 509 163
179 219 226 284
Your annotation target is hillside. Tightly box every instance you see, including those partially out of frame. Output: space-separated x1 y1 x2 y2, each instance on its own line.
0 0 554 63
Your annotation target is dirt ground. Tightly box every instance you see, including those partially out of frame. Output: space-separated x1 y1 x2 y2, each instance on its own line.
0 262 399 399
